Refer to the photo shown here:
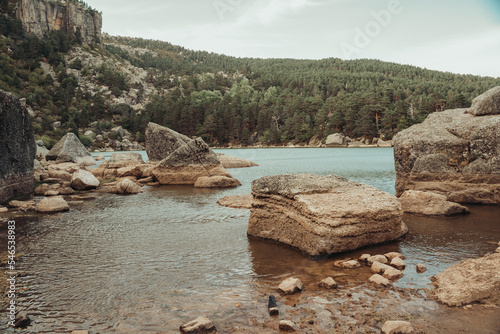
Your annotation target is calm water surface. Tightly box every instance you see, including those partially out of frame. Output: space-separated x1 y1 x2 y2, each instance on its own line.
1 148 499 333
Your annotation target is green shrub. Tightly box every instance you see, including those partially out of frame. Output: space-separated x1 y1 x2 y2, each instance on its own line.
40 135 56 149
79 135 93 147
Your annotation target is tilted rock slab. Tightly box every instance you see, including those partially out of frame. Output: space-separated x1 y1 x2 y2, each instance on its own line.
248 174 408 256
46 133 95 165
0 90 36 203
432 253 500 307
393 87 500 204
145 123 239 186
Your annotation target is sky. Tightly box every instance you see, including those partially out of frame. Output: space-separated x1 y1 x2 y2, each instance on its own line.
84 0 500 78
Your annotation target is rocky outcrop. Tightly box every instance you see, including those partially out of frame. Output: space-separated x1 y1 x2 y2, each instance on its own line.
399 190 470 216
215 153 258 168
46 133 95 165
248 174 407 256
146 123 240 187
393 88 500 205
432 253 500 307
0 90 36 203
325 133 350 147
16 0 102 44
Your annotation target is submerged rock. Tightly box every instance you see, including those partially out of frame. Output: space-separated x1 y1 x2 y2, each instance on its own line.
216 153 259 168
217 194 253 209
179 316 217 334
399 190 469 216
416 264 427 274
248 174 408 256
0 90 36 203
432 253 500 306
393 88 500 205
46 133 95 165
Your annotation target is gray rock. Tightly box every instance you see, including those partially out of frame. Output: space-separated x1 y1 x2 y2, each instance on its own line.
248 174 407 256
179 316 216 334
470 86 500 116
109 152 144 164
381 320 414 334
325 133 350 146
393 92 500 204
0 90 36 203
36 145 49 160
145 122 193 161
46 133 95 165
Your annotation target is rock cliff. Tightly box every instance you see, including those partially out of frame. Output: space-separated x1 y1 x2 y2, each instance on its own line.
16 0 102 44
393 87 500 205
0 90 36 203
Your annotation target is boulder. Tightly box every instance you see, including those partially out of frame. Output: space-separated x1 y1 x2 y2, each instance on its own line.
36 196 70 213
92 153 145 178
146 123 238 186
217 194 253 209
194 176 241 188
71 170 100 190
46 133 95 165
369 274 391 287
381 321 414 334
469 86 500 116
432 253 500 306
385 252 405 260
278 277 303 295
367 254 389 265
179 316 216 334
318 277 338 289
248 174 407 256
0 90 37 203
359 254 371 262
390 257 406 270
215 153 258 168
342 260 361 269
371 261 393 274
113 179 144 195
383 267 404 280
399 190 469 216
393 88 500 204
36 145 49 160
325 133 349 146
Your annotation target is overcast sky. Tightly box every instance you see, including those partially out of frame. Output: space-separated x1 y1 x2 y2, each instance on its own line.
84 0 500 78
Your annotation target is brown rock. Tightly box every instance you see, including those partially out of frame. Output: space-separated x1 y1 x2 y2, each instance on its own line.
248 174 407 256
383 267 404 280
179 316 217 334
216 153 258 168
369 274 391 287
279 320 296 331
399 190 469 216
278 277 303 295
92 153 145 178
432 253 500 306
416 264 427 274
217 194 252 209
318 277 338 289
113 179 144 195
371 261 393 274
8 200 35 211
342 260 361 269
390 257 406 270
367 254 389 265
71 170 100 190
194 176 241 188
385 252 406 260
36 196 69 213
359 254 371 262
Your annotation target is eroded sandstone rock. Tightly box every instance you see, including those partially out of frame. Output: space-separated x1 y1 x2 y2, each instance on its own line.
399 190 469 216
248 174 407 256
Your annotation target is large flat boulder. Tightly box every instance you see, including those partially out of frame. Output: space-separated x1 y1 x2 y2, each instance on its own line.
432 253 500 307
46 133 95 165
145 123 240 187
399 190 469 216
393 88 500 205
248 174 407 256
0 90 36 203
216 153 258 168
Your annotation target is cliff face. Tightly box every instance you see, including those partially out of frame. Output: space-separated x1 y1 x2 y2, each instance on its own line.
16 0 102 44
0 90 36 203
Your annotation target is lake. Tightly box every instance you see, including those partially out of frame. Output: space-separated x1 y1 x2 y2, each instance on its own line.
2 148 499 333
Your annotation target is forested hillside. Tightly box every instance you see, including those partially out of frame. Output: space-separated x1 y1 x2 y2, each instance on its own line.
2 0 500 148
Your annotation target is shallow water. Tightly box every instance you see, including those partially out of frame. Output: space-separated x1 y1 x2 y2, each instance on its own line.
1 148 499 333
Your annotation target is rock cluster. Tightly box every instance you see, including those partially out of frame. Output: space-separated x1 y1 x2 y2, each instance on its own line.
145 123 240 187
248 174 407 256
393 87 500 206
0 90 37 203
